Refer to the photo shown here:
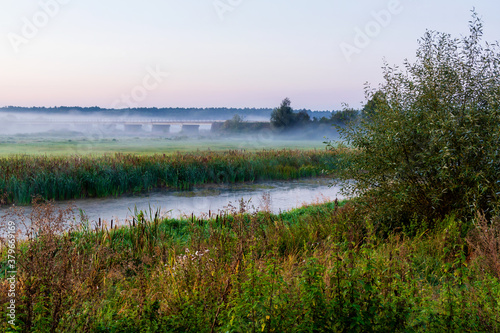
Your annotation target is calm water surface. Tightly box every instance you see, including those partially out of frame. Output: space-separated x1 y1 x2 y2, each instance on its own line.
1 178 346 227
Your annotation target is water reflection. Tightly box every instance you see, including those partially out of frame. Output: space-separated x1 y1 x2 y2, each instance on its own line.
1 178 345 227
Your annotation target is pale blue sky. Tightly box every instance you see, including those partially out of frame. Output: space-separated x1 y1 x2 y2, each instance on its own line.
1 0 499 110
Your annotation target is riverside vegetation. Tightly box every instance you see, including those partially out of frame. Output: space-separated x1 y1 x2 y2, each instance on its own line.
0 199 499 332
0 149 338 205
1 11 500 333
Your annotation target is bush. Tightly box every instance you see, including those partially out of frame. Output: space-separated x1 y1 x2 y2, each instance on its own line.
331 11 500 228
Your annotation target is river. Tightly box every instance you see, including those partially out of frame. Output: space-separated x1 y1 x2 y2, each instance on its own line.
1 178 345 228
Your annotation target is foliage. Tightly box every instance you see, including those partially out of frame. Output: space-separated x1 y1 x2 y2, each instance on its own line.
218 114 271 133
270 98 311 131
329 106 360 126
361 90 387 119
221 114 245 131
1 200 499 332
294 109 311 126
330 12 500 227
271 98 295 130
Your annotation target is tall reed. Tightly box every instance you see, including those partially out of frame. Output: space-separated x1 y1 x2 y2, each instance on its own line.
0 149 343 204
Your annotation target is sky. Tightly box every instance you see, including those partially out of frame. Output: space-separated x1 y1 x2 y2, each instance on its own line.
1 0 499 111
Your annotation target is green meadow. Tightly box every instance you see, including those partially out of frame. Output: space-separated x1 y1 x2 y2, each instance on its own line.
0 136 326 157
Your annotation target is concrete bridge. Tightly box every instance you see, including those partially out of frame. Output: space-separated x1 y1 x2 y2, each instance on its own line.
6 119 235 134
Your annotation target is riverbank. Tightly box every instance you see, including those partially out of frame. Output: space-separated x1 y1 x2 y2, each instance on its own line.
0 149 345 205
1 200 499 332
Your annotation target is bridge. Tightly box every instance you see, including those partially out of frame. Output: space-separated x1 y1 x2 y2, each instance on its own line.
2 118 257 134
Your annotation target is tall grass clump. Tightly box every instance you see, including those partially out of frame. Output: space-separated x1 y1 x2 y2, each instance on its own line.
0 149 342 205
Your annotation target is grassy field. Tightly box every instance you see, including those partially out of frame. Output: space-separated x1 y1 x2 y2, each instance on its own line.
1 133 498 332
0 136 327 157
0 200 499 332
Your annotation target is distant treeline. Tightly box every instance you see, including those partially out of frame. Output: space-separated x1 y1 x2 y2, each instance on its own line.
0 106 335 120
0 104 359 138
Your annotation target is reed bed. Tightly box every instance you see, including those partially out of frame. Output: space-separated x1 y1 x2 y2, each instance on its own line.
0 149 342 205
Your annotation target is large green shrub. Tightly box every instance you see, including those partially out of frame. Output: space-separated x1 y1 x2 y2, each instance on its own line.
332 12 500 227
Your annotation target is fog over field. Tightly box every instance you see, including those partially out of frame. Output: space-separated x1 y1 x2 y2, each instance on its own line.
0 107 340 141
0 108 340 158
0 111 212 136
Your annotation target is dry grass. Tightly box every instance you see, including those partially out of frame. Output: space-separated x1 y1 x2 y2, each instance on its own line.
467 212 500 279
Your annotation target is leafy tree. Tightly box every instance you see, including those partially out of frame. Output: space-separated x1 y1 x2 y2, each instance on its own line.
331 12 500 228
295 109 312 126
330 107 360 125
271 98 295 130
222 114 244 131
361 90 387 119
270 98 314 131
